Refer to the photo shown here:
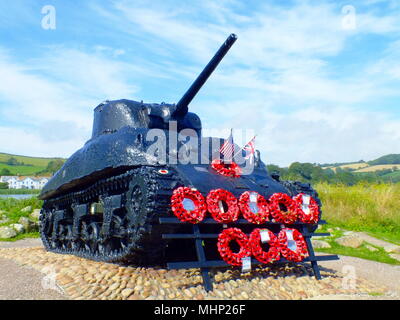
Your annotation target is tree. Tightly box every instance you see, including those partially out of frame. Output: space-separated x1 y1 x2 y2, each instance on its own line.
6 157 21 166
45 159 64 174
0 182 8 189
0 168 11 175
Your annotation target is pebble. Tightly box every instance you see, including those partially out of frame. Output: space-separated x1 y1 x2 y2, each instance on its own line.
0 247 389 300
121 288 134 298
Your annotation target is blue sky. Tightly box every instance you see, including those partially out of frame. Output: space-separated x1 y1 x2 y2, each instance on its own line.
0 0 399 166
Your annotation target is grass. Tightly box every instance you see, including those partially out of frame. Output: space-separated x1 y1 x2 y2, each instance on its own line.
368 292 384 296
382 170 400 183
315 182 400 245
338 163 369 170
0 163 45 175
0 189 40 195
314 225 400 265
0 152 62 167
0 197 43 226
355 164 400 173
0 152 65 176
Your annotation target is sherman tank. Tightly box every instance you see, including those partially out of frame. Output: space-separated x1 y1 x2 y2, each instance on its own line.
39 34 322 265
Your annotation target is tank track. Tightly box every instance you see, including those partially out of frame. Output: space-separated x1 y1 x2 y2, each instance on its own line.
39 166 182 265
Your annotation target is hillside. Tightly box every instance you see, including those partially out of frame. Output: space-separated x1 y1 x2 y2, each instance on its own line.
368 154 400 166
322 154 400 174
0 153 65 176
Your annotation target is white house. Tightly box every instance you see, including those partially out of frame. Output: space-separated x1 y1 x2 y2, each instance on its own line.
0 176 50 189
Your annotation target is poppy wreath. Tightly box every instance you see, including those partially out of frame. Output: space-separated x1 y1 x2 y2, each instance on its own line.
217 227 252 266
249 228 280 264
211 159 242 178
206 189 240 223
170 187 207 224
269 192 300 224
293 193 320 224
278 228 309 262
239 191 270 224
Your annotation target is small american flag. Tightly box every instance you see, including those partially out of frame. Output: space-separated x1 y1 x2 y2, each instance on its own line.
243 136 256 163
220 129 234 160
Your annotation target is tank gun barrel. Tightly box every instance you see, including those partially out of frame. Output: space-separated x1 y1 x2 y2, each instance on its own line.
173 33 237 118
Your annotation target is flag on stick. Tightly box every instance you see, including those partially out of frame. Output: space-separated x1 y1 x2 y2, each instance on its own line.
243 135 256 163
220 129 234 161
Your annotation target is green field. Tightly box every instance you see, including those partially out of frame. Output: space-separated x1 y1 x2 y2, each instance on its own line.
0 152 65 176
315 182 400 244
0 189 40 195
0 163 44 176
0 153 61 166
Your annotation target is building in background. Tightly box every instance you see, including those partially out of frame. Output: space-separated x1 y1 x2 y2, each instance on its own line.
0 176 50 189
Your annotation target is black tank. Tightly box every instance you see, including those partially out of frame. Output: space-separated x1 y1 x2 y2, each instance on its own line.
39 34 321 264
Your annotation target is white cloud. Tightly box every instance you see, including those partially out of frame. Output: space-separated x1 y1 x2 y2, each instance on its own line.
0 47 143 157
1 0 399 166
0 126 86 158
209 105 400 166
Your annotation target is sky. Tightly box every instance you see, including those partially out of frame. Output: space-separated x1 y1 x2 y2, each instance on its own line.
0 0 399 166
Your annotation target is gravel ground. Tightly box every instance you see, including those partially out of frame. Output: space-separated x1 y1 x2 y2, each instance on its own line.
0 238 398 300
0 238 43 249
0 244 391 300
0 257 67 300
318 254 400 296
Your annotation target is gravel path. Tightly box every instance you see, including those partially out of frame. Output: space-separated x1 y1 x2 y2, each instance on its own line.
318 254 400 296
0 238 43 249
0 238 68 300
0 238 397 300
0 257 67 300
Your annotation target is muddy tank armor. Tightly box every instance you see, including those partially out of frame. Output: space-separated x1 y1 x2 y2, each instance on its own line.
39 34 321 265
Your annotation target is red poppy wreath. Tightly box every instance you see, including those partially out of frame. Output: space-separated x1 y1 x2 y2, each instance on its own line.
269 192 300 224
217 227 251 266
206 188 240 223
211 159 242 178
278 228 309 262
239 191 270 224
170 187 207 224
249 228 280 264
293 193 320 224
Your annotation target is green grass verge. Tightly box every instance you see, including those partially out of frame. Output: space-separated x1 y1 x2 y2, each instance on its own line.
316 223 400 265
0 163 45 175
315 242 400 265
0 232 40 242
0 189 40 195
0 197 42 226
0 152 61 167
315 182 400 245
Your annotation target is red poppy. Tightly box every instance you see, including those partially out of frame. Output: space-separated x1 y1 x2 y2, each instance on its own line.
278 228 309 262
293 193 320 224
206 189 240 223
269 193 300 224
170 187 207 224
211 159 242 178
239 191 270 224
249 228 280 264
217 228 251 266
